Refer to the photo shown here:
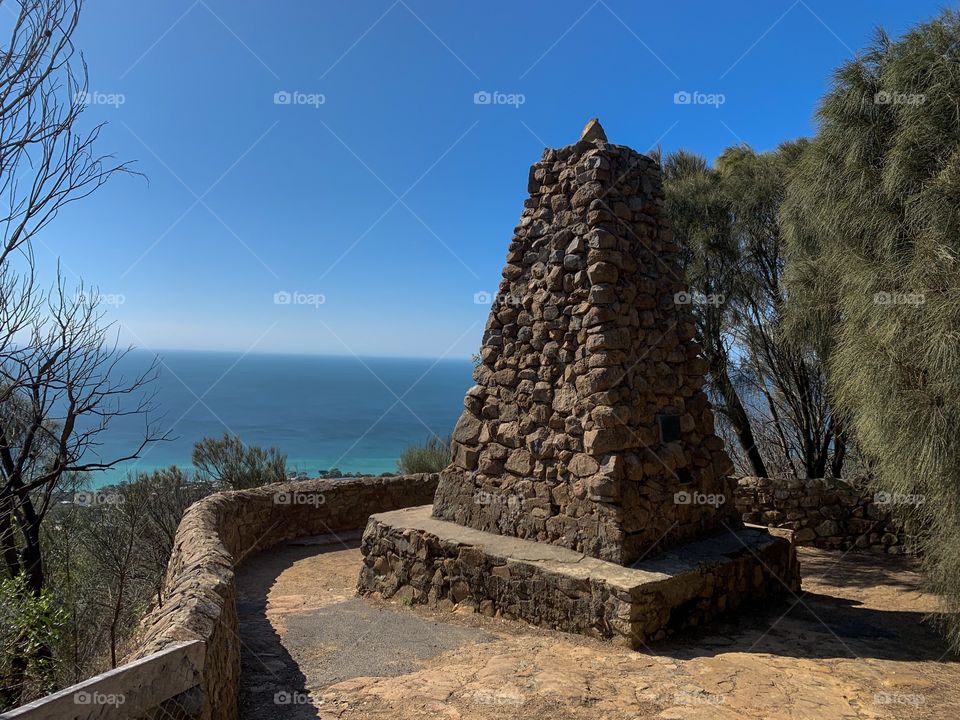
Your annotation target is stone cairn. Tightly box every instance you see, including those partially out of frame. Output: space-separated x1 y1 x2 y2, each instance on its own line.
432 119 741 566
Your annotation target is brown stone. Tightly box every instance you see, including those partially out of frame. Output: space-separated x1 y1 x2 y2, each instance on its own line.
735 476 909 552
579 118 608 142
359 506 799 649
430 127 743 567
452 411 483 444
587 262 619 284
568 453 600 477
583 427 634 454
505 448 533 475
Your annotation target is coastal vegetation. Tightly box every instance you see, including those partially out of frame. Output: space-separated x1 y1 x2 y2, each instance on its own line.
660 141 848 481
1 434 285 704
192 433 287 490
0 0 161 706
660 7 960 651
397 435 452 474
781 9 960 648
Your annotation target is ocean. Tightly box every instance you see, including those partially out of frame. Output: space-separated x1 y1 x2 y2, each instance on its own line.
85 350 474 487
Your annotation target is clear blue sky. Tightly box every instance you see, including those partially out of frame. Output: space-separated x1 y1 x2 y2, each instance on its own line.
33 0 944 359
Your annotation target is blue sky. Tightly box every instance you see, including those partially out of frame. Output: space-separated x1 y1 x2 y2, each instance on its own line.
30 0 944 359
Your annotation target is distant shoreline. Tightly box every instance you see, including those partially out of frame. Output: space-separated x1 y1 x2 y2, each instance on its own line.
86 456 403 488
77 350 471 489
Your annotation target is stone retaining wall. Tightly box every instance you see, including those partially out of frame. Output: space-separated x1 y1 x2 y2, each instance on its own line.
360 506 799 648
735 476 909 553
127 474 439 720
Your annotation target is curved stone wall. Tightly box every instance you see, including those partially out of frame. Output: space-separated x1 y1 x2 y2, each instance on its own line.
735 476 910 553
127 473 439 720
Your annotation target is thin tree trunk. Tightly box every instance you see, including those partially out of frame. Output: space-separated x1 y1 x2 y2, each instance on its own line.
831 428 847 478
20 509 45 595
110 580 124 669
0 495 20 579
710 357 769 477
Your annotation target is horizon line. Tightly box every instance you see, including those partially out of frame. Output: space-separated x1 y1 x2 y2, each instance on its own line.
126 346 477 363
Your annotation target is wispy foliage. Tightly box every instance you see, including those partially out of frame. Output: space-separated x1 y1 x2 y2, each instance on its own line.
781 10 960 648
398 435 451 474
661 143 845 479
192 433 287 490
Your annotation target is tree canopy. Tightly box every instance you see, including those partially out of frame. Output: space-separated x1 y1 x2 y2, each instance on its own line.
781 9 960 648
661 142 845 481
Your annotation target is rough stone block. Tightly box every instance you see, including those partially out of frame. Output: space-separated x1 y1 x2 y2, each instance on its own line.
359 506 799 648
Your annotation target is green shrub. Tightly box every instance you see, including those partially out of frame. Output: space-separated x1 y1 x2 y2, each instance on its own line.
0 574 66 707
398 436 451 474
191 433 287 489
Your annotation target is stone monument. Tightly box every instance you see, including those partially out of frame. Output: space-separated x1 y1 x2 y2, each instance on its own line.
358 120 799 645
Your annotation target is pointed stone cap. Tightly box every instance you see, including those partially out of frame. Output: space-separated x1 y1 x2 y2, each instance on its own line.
580 118 607 142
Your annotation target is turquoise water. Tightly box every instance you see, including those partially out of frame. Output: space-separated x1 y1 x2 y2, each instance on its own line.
84 350 473 487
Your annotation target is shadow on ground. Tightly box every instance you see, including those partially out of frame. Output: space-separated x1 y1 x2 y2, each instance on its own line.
660 591 950 663
235 538 495 720
800 547 924 592
660 549 953 663
236 544 330 720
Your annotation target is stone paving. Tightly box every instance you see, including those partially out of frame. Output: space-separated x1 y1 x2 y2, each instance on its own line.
237 537 958 720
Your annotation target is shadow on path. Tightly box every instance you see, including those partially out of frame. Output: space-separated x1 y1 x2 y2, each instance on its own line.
234 537 956 719
799 547 924 593
234 537 494 719
660 550 955 663
236 543 334 720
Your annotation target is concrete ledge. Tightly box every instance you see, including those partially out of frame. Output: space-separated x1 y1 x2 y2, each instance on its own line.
358 505 800 647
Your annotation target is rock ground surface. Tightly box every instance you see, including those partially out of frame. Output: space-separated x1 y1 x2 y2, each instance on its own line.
236 538 958 720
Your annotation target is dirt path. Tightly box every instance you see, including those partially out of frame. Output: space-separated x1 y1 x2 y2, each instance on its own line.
236 537 958 720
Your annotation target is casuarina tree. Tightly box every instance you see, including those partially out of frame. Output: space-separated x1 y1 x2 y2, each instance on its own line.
781 9 960 649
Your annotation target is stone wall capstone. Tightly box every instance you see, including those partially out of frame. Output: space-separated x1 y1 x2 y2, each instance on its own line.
126 473 439 720
735 476 909 553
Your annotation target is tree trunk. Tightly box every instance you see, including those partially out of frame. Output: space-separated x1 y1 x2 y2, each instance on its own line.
1 501 52 709
0 494 20 579
20 510 45 595
808 431 828 478
712 362 769 477
729 399 769 477
0 644 29 708
831 429 847 478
